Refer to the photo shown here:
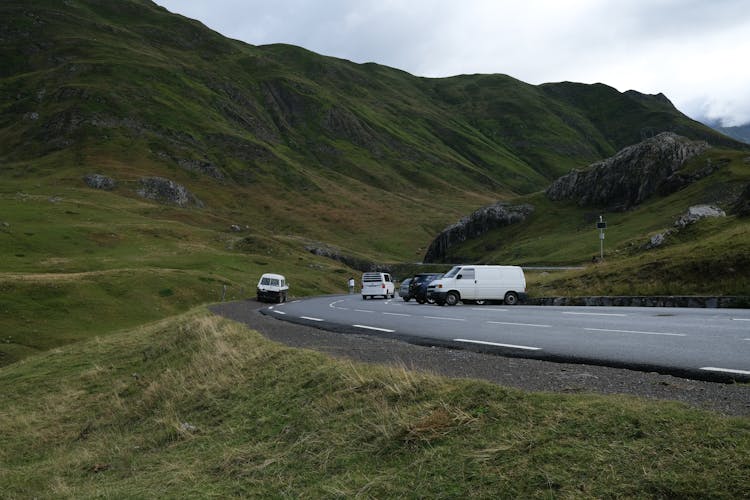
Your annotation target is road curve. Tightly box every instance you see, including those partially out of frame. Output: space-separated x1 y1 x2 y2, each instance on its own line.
260 294 750 383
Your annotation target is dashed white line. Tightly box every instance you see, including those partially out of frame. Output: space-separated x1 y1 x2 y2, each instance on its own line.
472 308 509 312
732 318 750 321
700 367 750 376
300 316 324 322
273 310 287 315
424 316 466 322
354 309 375 313
487 321 551 328
354 324 395 333
454 338 541 351
383 312 411 317
584 327 685 337
563 311 627 317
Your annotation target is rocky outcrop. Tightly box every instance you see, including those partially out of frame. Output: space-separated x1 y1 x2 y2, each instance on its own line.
546 132 710 210
136 177 203 208
674 204 725 228
304 244 385 272
423 203 534 263
643 204 726 249
83 173 116 190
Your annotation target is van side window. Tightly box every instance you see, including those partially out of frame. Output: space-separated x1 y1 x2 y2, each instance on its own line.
462 268 475 280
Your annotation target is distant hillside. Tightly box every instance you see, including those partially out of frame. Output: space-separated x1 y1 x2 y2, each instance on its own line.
710 123 750 145
1 0 740 202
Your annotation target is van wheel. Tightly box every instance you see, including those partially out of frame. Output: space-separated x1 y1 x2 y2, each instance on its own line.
402 297 411 302
504 292 519 305
445 292 459 306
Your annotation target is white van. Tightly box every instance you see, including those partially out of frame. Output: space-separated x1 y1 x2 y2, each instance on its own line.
256 273 289 303
427 265 526 306
361 272 395 299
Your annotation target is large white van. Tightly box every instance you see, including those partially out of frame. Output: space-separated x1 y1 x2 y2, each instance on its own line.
361 272 395 300
427 265 526 306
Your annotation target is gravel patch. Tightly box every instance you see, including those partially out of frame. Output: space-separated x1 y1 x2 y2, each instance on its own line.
210 300 750 417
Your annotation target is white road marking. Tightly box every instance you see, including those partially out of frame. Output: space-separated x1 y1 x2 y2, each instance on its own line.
354 324 395 333
472 308 508 312
563 311 627 317
300 316 324 322
329 300 344 308
354 309 375 313
700 367 750 376
454 338 541 351
273 310 287 315
424 316 466 322
732 318 750 321
383 312 411 317
488 321 551 328
584 327 685 337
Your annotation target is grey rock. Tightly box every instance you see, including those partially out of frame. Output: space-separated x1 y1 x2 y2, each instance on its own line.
546 132 709 210
136 177 203 208
177 158 224 180
83 173 116 190
674 205 725 228
305 244 384 272
423 203 534 263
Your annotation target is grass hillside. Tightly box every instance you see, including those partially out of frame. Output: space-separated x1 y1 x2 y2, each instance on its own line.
1 0 748 365
1 309 748 497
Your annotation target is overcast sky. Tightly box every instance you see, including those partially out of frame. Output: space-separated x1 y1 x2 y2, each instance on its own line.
155 0 750 127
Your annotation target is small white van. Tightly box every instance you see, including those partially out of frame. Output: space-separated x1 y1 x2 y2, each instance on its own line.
361 272 395 300
427 265 526 306
256 273 289 303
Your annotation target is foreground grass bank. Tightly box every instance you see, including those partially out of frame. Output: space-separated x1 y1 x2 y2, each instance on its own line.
1 310 748 497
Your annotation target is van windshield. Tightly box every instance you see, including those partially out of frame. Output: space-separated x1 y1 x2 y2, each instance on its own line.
443 266 461 279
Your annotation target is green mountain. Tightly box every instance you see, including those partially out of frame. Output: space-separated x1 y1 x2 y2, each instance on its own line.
1 0 748 365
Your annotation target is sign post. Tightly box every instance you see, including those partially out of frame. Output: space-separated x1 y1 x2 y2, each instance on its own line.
596 216 606 260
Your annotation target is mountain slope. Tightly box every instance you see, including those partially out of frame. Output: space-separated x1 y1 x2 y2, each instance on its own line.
2 0 739 202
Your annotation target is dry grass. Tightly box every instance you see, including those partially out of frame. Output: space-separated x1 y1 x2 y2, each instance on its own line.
1 309 748 498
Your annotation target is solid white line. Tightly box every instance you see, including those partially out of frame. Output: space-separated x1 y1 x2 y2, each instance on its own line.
700 367 750 376
584 327 685 337
424 316 466 321
563 311 627 317
354 309 375 313
383 312 411 317
488 321 551 328
472 308 508 312
300 316 324 322
273 310 287 315
454 338 541 351
353 324 395 333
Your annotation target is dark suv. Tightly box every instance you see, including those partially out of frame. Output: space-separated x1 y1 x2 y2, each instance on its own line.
409 273 443 304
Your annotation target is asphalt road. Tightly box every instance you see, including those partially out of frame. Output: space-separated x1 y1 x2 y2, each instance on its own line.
261 294 750 382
